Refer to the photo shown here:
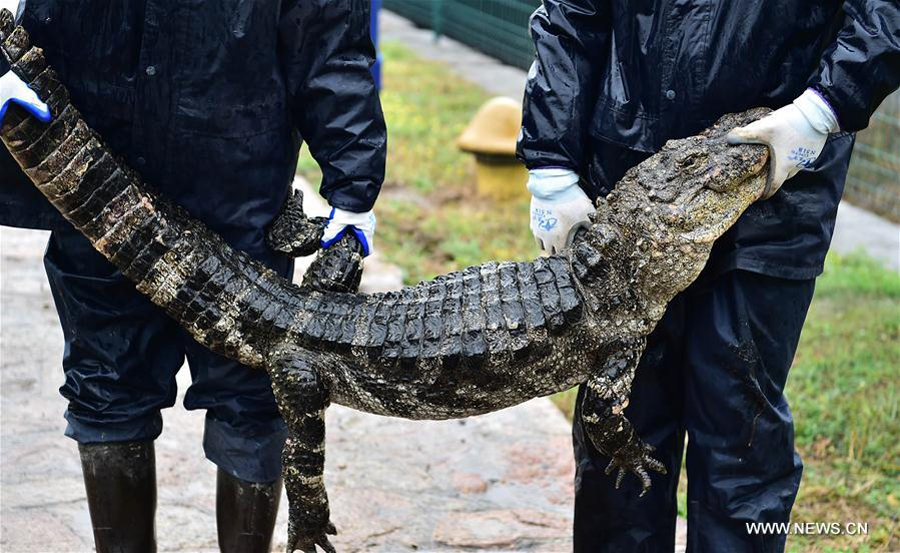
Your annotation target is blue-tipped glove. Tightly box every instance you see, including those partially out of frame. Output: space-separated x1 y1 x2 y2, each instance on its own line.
0 70 50 126
0 0 50 125
0 0 51 128
727 89 839 199
527 168 594 255
321 207 376 257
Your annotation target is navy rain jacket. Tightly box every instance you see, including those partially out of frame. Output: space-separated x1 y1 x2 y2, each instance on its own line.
518 0 899 279
0 0 386 237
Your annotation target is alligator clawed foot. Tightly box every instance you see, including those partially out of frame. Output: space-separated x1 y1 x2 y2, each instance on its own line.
288 519 337 553
603 440 667 496
266 188 329 258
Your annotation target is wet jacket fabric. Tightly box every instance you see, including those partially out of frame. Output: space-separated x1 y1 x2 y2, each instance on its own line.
1 0 386 233
0 0 385 482
518 0 899 280
573 268 815 552
45 229 291 483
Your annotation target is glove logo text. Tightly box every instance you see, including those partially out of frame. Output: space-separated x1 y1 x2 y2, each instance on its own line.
788 146 818 169
531 208 558 231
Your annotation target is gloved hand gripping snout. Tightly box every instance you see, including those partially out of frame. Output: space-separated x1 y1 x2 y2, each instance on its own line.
527 167 594 255
727 89 839 199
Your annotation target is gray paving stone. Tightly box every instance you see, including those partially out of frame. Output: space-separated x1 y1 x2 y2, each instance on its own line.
831 201 899 271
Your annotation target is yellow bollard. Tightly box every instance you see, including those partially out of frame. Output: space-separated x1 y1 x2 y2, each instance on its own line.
457 97 529 202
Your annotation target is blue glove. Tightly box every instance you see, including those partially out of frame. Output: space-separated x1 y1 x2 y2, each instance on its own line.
0 35 50 128
321 207 376 257
1 1 49 126
0 70 50 126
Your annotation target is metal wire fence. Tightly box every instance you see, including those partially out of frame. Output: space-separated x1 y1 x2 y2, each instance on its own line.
383 0 540 69
845 91 900 222
382 2 900 221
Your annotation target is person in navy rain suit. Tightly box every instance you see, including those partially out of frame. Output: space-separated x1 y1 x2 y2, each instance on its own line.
517 1 899 551
0 1 385 551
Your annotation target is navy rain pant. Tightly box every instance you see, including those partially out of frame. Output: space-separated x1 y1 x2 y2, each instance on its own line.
573 269 816 552
44 228 292 483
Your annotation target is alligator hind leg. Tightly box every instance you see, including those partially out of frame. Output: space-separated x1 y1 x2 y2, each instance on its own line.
269 351 336 553
580 337 666 496
265 198 364 553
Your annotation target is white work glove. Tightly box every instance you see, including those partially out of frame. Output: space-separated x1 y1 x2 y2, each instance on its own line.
0 2 50 127
527 168 594 255
0 71 50 126
321 207 376 257
727 89 839 199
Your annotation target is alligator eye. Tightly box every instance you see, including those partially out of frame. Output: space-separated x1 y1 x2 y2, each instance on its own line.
676 152 704 172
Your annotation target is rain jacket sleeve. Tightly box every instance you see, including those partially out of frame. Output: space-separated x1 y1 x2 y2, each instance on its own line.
809 0 900 132
516 0 610 171
278 0 386 212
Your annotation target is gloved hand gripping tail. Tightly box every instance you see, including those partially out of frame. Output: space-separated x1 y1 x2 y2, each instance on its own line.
0 60 51 128
0 2 50 126
321 207 376 257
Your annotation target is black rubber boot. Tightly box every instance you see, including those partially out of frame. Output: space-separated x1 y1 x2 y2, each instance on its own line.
216 468 283 553
78 441 157 553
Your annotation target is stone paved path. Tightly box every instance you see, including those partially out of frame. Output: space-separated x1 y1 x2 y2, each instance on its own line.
0 179 577 552
832 201 899 272
380 11 527 101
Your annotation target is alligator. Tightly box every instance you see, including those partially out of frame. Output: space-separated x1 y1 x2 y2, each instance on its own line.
0 10 770 552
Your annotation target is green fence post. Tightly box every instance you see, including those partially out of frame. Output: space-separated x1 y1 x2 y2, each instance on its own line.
432 0 443 42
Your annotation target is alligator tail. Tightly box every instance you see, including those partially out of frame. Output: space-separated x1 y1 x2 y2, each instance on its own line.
0 11 310 368
1 9 598 380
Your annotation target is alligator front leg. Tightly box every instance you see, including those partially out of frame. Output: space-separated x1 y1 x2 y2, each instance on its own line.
581 338 666 496
270 351 336 553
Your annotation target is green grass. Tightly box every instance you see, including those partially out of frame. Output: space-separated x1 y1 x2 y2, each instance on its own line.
785 252 899 551
297 42 899 551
